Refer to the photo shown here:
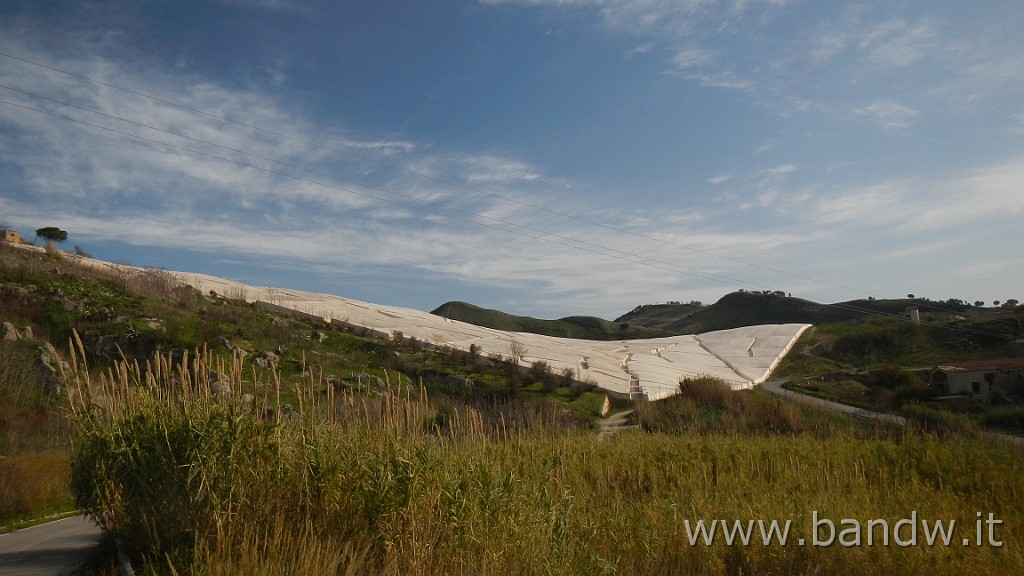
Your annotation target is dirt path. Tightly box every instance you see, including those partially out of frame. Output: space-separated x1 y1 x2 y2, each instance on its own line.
597 410 636 439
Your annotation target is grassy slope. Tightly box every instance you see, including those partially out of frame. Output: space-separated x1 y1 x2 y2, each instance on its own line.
6 242 1024 574
69 357 1024 576
0 244 604 527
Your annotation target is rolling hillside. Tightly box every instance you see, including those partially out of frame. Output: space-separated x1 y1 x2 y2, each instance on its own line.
616 291 863 333
430 301 673 340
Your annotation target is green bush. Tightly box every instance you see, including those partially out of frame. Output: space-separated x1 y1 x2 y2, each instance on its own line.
637 376 805 435
899 403 977 438
979 406 1024 431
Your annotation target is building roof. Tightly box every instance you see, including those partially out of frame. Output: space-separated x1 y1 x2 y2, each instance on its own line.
935 359 1024 373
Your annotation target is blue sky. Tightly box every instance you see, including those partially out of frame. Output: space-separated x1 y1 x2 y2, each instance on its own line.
1 0 1022 319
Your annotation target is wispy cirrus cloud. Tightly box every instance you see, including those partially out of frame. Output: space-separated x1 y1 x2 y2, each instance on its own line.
668 46 714 70
852 100 920 129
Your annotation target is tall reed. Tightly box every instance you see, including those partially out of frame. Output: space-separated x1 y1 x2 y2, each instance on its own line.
64 340 1024 575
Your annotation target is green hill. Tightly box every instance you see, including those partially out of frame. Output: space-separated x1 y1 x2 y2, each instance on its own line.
430 301 673 340
616 291 863 334
616 291 1023 338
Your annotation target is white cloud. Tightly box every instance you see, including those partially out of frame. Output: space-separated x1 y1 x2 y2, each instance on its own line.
759 163 797 176
685 71 755 90
669 46 714 70
859 19 934 68
809 33 847 63
809 181 907 226
903 156 1024 233
461 156 542 184
626 42 655 57
852 100 920 129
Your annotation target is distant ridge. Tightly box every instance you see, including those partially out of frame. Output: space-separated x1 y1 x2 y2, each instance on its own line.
430 301 673 341
616 291 1024 335
434 291 990 340
617 292 864 334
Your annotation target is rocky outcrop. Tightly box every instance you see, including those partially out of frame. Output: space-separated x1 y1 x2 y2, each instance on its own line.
2 321 19 341
252 350 279 368
1 321 33 341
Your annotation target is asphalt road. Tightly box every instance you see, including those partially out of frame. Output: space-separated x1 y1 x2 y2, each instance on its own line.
760 378 906 426
0 515 103 575
762 378 1024 445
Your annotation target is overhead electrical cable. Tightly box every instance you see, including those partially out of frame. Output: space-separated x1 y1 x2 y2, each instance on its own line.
0 94 760 289
0 52 1016 339
0 50 880 299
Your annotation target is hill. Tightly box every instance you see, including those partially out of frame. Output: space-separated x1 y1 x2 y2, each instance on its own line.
617 291 863 333
617 291 1023 335
430 301 673 340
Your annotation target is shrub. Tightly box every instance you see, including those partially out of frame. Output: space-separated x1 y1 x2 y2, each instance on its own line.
900 403 977 438
979 406 1024 431
637 377 805 435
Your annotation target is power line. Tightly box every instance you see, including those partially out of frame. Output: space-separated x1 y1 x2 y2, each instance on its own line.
1 53 1017 340
0 94 759 289
0 50 876 298
2 50 1000 316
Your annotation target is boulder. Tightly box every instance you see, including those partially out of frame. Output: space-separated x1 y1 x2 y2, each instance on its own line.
38 342 70 394
1 321 19 341
209 381 232 399
252 350 279 368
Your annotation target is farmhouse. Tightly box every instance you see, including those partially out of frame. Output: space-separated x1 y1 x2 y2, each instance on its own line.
1 229 21 244
931 359 1024 403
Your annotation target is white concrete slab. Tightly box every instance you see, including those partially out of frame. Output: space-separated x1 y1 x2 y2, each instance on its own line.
168 271 809 401
45 248 810 401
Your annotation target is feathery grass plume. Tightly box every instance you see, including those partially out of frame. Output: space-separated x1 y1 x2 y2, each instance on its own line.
64 347 1024 575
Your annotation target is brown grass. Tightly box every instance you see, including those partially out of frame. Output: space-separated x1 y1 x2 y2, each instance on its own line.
0 449 73 524
64 347 1024 575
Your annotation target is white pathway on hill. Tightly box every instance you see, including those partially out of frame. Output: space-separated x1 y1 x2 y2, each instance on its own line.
169 271 810 401
37 246 809 401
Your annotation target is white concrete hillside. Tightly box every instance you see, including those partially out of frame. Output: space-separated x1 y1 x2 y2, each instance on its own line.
29 245 809 401
169 271 810 401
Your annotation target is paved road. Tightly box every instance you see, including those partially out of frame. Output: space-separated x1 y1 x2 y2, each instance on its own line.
760 378 906 426
762 378 1024 445
0 515 103 575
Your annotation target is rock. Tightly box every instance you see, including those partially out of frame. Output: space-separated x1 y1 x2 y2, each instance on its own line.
2 321 19 341
209 381 232 399
239 393 255 406
312 331 328 342
19 325 33 340
252 350 279 368
38 342 70 394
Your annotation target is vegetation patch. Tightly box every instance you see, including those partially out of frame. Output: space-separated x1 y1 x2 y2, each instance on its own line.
65 351 1024 575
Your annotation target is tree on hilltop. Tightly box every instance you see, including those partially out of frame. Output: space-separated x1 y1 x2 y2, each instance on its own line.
35 226 68 246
